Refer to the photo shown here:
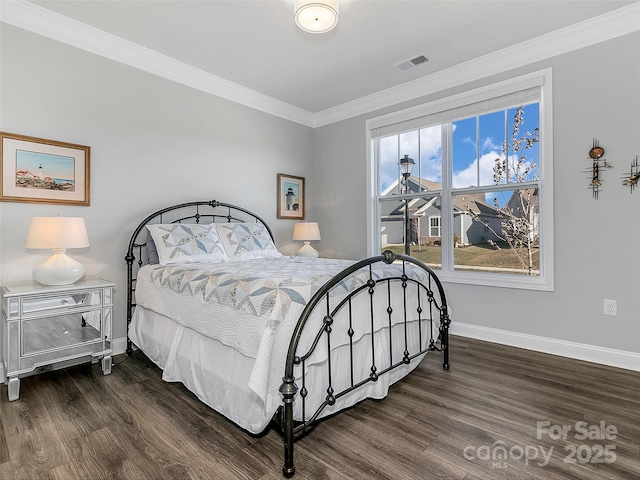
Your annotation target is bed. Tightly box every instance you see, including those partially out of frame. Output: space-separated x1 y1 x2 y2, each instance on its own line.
125 200 451 477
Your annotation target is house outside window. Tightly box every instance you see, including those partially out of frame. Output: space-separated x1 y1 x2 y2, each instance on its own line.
366 70 554 290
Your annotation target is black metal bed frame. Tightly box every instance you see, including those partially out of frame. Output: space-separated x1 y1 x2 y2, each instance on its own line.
124 200 451 478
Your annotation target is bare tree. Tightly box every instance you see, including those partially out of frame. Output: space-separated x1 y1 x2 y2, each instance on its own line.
467 106 540 274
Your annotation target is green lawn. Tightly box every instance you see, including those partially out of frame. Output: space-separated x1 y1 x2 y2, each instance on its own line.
384 242 539 274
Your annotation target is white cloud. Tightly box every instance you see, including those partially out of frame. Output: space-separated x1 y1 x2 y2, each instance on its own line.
378 126 443 190
453 151 503 188
482 137 501 152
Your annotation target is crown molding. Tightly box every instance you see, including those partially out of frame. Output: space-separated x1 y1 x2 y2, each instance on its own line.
312 2 640 127
0 0 316 127
2 1 639 128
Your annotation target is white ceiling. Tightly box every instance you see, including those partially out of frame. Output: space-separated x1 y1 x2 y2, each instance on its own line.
6 1 640 125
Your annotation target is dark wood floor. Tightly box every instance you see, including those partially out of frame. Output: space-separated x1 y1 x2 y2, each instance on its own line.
1 335 638 479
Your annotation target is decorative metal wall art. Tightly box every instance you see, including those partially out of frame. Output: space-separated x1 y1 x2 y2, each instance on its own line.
586 139 612 199
621 156 639 193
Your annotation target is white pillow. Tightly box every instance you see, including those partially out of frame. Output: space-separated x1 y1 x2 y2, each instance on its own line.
146 224 228 265
215 222 281 260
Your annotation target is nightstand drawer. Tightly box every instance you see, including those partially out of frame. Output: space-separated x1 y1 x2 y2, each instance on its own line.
6 289 106 319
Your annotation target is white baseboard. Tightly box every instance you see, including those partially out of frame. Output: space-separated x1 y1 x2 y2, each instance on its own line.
451 322 640 372
4 331 637 387
96 333 640 372
112 336 128 355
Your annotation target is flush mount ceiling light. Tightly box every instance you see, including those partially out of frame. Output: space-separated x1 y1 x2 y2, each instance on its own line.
295 0 339 34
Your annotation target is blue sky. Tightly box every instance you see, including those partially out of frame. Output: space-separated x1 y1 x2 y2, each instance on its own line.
379 103 540 198
16 150 75 180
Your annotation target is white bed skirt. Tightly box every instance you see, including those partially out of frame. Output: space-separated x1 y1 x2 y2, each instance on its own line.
129 306 429 434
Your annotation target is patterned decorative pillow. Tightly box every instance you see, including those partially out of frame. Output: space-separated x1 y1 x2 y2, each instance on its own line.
216 222 281 260
146 224 228 265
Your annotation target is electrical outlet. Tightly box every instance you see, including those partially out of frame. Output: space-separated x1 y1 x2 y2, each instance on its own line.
603 299 617 317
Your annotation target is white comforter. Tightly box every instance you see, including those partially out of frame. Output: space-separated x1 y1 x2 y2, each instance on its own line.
134 256 434 424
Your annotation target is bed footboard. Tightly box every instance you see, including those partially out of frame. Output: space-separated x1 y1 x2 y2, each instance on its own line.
279 250 450 477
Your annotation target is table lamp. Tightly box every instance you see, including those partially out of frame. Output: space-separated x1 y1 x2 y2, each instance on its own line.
25 216 90 285
292 222 321 257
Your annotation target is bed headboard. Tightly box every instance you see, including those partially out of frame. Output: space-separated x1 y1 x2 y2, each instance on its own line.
124 200 272 354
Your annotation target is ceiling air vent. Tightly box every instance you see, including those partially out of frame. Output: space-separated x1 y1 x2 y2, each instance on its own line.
395 54 429 72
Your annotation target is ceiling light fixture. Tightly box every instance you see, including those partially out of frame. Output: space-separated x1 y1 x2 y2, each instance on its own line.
294 0 339 34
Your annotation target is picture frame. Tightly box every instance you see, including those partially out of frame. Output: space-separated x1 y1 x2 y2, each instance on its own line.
277 173 305 219
1 132 90 206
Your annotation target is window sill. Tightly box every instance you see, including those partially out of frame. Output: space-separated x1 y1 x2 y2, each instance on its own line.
433 269 554 291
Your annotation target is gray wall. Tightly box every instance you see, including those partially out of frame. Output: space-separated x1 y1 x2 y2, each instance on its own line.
0 25 314 343
313 32 640 355
1 24 638 363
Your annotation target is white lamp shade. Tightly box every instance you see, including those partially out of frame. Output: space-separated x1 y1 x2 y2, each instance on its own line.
293 222 321 258
295 0 339 33
25 217 90 285
25 217 90 249
292 222 321 241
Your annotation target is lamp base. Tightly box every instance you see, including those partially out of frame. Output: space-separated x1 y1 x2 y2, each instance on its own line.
33 249 85 285
295 241 319 258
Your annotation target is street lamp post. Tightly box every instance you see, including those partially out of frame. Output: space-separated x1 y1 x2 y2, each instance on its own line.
399 154 415 256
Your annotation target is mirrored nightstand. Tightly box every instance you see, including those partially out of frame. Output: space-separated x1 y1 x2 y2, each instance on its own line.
1 278 114 401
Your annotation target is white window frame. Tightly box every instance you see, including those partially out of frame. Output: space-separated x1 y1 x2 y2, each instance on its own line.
429 216 441 237
365 69 554 291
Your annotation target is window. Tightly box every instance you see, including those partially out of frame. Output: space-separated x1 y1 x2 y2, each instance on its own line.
366 70 554 290
429 216 441 237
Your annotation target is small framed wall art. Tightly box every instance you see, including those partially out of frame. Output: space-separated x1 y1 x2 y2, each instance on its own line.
277 173 305 219
0 132 90 206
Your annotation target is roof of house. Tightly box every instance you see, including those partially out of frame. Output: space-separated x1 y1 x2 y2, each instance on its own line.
381 176 499 217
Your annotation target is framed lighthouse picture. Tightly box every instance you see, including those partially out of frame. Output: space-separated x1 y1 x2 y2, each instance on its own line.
277 173 304 219
0 132 90 206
